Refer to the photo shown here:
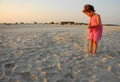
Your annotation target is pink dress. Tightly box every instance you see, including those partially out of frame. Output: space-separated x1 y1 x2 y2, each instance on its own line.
89 14 103 42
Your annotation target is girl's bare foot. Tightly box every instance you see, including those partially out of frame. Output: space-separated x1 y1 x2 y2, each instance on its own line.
92 52 96 56
86 50 91 54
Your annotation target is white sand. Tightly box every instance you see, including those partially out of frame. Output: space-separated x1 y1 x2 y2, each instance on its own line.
0 24 120 82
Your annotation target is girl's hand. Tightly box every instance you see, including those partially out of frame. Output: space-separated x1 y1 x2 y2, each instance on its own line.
88 25 91 29
88 26 95 28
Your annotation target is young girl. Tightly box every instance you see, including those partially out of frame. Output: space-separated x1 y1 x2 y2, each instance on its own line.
83 4 103 56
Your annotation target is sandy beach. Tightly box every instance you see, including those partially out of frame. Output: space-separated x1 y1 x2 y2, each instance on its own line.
0 24 120 82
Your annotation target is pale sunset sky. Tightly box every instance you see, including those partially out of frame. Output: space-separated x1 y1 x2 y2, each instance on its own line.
0 0 120 24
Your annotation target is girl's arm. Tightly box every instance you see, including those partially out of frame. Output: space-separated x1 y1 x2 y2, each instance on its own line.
88 20 91 29
89 15 101 28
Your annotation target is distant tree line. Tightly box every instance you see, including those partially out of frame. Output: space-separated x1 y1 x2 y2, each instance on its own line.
1 21 119 26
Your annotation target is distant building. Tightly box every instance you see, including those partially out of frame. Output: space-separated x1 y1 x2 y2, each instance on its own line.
58 21 75 25
20 22 24 24
49 21 55 24
34 21 37 24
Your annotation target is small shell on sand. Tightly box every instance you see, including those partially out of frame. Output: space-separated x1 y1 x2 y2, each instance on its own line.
15 50 24 56
106 55 114 59
43 78 47 82
16 80 20 82
92 74 97 82
57 63 62 71
16 37 21 41
107 65 112 71
100 58 108 63
53 54 60 61
118 64 120 67
31 73 38 80
42 72 47 77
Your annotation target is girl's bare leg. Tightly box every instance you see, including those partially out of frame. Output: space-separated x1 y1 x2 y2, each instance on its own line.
88 39 93 54
93 41 97 56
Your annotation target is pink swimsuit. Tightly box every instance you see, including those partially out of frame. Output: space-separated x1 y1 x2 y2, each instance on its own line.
89 14 103 42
